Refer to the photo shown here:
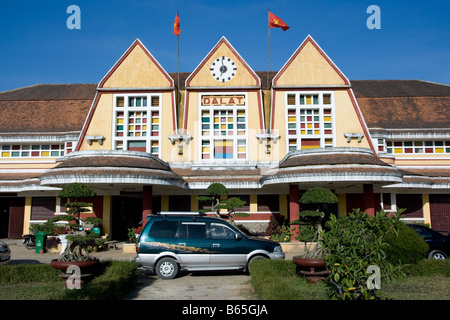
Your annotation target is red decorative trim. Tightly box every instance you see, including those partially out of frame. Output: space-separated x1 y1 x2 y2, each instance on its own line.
347 88 377 155
76 92 102 151
183 90 190 131
257 89 264 131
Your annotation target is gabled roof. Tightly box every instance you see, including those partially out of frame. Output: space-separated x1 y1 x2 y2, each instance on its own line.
1 79 448 135
98 38 174 89
185 36 261 88
272 35 350 87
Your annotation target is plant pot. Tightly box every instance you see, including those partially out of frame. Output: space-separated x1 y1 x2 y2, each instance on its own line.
292 256 330 284
50 258 99 273
123 243 137 253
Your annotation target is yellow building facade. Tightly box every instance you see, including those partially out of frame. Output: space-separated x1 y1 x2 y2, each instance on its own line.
1 35 449 240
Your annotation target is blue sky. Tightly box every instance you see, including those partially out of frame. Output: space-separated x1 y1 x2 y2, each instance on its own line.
0 0 449 92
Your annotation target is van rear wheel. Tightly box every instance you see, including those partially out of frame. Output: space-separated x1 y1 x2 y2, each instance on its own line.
247 255 268 274
156 258 179 279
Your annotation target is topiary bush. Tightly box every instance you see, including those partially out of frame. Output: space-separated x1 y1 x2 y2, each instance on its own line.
383 222 429 265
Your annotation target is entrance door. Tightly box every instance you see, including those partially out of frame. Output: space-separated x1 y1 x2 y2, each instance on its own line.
0 199 10 238
111 196 143 240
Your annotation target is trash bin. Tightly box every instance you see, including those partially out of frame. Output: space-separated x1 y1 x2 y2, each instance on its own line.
35 231 46 254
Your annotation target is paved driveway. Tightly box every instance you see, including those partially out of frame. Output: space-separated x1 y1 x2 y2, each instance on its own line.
123 268 258 300
3 239 259 300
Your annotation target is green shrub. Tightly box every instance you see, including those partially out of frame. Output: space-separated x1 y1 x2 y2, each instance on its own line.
250 260 328 300
405 259 450 277
320 209 405 300
62 261 138 300
384 222 429 265
0 264 63 284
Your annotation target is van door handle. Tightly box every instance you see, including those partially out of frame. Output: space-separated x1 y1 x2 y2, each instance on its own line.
213 243 220 248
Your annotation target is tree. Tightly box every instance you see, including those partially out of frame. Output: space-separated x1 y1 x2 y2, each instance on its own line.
197 183 246 224
58 182 96 219
291 187 338 245
197 183 228 217
56 183 100 261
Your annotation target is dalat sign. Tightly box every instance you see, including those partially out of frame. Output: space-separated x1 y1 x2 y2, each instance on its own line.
201 95 245 106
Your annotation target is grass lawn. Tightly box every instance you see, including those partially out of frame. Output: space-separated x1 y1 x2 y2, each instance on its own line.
0 261 138 300
250 259 450 300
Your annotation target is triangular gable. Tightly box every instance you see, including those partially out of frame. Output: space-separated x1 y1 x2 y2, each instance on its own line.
273 35 350 87
98 39 174 89
186 36 260 88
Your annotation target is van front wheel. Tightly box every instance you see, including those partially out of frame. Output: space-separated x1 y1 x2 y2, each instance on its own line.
156 257 179 279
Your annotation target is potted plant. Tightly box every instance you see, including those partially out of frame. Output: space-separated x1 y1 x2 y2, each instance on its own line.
291 187 338 283
49 183 102 273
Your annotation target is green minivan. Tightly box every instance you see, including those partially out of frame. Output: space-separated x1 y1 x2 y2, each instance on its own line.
135 214 285 279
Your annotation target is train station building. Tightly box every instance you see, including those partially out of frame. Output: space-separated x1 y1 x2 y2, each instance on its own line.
1 35 449 239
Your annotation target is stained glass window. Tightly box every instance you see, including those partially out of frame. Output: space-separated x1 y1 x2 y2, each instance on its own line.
200 96 247 160
113 94 161 157
386 141 450 154
0 144 65 158
286 92 334 152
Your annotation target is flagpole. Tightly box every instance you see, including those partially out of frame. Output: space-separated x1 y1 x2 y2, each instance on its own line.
176 10 181 132
267 9 270 134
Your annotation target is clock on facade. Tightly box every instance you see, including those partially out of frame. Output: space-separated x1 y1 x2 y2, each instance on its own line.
210 56 237 82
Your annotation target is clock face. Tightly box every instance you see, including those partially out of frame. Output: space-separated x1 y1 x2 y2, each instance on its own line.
210 56 237 83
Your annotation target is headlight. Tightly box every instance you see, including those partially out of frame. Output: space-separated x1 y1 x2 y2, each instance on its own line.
273 245 283 253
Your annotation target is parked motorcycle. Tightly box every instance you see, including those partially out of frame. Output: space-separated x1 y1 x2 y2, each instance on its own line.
22 234 36 250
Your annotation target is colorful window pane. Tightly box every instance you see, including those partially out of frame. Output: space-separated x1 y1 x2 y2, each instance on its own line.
286 93 334 151
113 94 161 156
201 106 246 160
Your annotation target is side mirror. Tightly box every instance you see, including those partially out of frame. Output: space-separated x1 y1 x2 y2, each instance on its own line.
234 233 242 241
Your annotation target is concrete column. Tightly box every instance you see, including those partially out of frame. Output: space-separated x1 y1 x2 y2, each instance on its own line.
338 194 347 217
250 194 258 213
142 186 153 224
422 193 431 226
289 184 299 241
102 195 111 236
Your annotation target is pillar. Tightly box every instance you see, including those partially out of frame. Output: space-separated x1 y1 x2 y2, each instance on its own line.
23 197 32 235
422 193 431 226
338 194 347 217
289 184 299 241
363 184 375 216
142 186 153 224
102 195 111 236
190 195 199 212
250 194 258 213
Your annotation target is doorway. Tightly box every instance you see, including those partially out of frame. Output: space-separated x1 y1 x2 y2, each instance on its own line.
0 199 10 238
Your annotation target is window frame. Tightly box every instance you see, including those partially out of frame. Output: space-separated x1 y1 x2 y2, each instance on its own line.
198 92 249 162
285 91 336 152
112 93 162 157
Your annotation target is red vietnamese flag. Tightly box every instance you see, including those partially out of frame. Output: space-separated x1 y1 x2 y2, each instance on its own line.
268 11 289 31
173 11 181 36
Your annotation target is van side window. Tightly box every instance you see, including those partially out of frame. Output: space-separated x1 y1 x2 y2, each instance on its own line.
209 223 235 240
178 223 207 239
149 221 179 238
